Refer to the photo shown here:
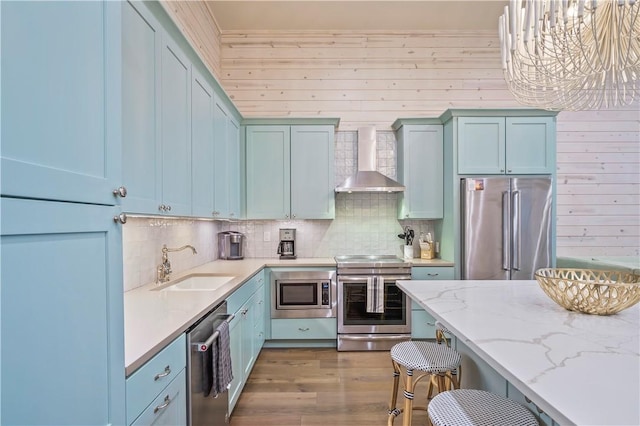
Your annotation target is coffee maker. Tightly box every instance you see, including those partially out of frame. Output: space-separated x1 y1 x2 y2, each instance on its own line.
277 228 296 259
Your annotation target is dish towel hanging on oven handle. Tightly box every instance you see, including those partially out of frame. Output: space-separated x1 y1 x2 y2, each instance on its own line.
211 320 233 397
366 276 385 313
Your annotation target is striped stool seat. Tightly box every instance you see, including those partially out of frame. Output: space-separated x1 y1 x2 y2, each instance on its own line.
388 341 461 426
428 389 538 426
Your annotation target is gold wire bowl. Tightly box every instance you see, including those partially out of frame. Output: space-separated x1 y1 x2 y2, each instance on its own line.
534 268 640 315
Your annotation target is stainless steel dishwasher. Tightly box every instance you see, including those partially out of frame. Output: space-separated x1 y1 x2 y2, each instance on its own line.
186 301 233 425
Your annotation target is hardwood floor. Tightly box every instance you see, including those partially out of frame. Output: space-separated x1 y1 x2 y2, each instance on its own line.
229 348 429 426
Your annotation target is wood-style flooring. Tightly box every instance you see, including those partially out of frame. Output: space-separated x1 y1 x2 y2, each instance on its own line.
229 348 429 426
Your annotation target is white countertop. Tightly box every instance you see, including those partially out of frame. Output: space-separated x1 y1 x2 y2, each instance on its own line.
124 256 454 376
124 258 336 375
397 279 640 426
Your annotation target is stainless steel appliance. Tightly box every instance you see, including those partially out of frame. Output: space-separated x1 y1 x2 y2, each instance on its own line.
277 228 296 259
336 255 412 351
218 231 245 260
271 270 336 319
460 176 553 280
186 301 234 425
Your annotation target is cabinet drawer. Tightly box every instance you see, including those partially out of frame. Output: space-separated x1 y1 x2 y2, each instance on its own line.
227 273 263 314
411 266 454 280
126 334 186 424
131 368 187 426
411 309 436 339
271 318 337 340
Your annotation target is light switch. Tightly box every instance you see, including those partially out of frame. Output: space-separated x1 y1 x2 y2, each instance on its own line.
263 231 270 242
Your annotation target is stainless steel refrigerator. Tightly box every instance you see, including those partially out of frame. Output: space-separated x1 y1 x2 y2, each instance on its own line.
460 177 553 280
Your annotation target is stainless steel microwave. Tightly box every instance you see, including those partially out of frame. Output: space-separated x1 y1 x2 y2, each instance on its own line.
271 270 336 319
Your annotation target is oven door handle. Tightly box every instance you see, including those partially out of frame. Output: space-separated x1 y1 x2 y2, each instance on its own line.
338 275 412 282
339 334 411 341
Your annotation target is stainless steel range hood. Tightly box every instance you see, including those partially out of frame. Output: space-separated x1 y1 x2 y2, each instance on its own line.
335 127 405 193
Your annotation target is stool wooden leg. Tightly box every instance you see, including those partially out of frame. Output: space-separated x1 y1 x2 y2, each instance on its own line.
402 369 414 426
388 360 401 425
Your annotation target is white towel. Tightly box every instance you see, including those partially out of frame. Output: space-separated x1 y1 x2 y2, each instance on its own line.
366 276 385 313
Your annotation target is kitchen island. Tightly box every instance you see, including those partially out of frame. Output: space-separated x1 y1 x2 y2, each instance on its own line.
397 279 640 426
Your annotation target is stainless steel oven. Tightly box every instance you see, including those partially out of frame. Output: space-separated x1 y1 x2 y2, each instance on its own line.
271 270 336 319
336 255 412 351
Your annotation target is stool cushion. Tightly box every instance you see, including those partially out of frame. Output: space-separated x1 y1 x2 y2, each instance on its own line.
390 341 461 373
428 389 538 426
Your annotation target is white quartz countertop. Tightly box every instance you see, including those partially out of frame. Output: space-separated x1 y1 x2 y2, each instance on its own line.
397 279 640 426
124 257 336 376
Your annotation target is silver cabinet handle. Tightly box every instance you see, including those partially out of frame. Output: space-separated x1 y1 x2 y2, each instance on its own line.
154 365 171 381
512 190 521 271
426 273 439 277
298 327 310 332
112 186 127 198
502 191 510 271
113 213 127 224
153 395 171 414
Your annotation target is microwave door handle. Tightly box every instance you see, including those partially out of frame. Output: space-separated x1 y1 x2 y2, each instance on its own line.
338 275 411 282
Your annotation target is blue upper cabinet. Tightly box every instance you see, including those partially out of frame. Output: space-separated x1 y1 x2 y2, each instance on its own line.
1 197 125 425
160 33 192 216
122 0 162 213
191 69 216 218
457 117 506 175
395 123 444 219
457 115 555 175
290 125 335 219
121 1 193 216
213 96 241 219
1 1 122 205
245 126 291 219
505 117 555 174
245 123 335 220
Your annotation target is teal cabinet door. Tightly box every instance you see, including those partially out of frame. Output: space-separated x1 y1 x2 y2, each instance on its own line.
245 126 291 219
506 117 555 174
122 0 162 214
1 1 121 205
290 125 335 219
228 117 241 219
212 97 240 219
457 117 506 174
397 125 444 219
228 308 243 413
160 33 192 216
1 197 125 425
191 69 215 218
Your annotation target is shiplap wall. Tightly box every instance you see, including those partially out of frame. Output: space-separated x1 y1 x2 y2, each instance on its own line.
160 4 639 257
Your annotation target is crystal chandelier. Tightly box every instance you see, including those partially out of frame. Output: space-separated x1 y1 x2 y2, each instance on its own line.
499 0 640 111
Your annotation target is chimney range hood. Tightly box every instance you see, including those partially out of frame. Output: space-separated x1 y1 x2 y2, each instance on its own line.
335 127 405 193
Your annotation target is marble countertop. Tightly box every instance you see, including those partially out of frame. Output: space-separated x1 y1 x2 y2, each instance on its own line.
397 279 640 426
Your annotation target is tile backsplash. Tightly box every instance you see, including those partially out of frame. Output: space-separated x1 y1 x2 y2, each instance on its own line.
123 130 436 291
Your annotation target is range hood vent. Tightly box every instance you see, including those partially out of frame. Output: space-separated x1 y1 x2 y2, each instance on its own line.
335 127 405 193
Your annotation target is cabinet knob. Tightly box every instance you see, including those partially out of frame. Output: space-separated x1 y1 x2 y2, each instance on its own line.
212 211 219 217
507 169 512 173
159 204 166 212
113 213 127 224
230 212 234 217
112 186 127 198
166 205 171 211
500 169 505 173
292 214 296 219
284 214 289 219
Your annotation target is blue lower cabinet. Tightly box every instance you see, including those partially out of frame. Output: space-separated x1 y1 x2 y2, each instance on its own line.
1 197 125 425
271 318 338 340
131 369 187 426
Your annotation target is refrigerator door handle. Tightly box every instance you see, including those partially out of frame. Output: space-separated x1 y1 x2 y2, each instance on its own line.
502 191 510 271
512 190 521 271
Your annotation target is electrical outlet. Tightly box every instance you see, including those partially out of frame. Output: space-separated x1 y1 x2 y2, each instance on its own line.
263 231 270 242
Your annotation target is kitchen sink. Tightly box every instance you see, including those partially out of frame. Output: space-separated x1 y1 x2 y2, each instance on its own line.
153 274 236 292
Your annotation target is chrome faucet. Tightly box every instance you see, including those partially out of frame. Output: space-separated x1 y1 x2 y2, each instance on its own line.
156 244 198 284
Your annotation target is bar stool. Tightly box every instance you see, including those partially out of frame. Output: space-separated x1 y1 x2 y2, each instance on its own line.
427 321 462 399
387 340 461 426
428 389 538 426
